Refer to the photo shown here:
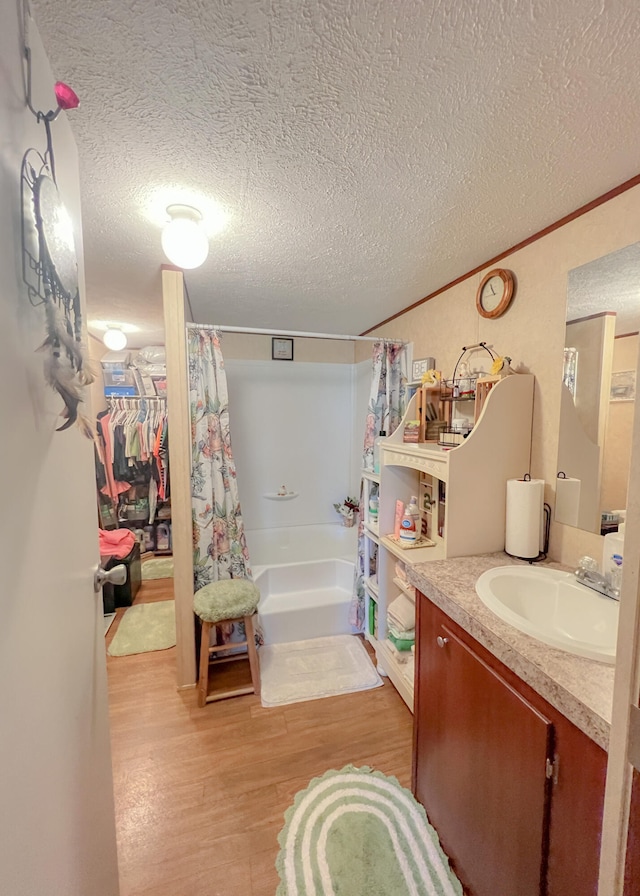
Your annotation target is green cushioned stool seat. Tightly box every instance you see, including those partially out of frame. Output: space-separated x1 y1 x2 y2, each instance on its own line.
194 579 260 624
193 578 261 707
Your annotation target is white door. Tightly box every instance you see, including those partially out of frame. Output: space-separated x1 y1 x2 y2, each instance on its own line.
0 6 119 895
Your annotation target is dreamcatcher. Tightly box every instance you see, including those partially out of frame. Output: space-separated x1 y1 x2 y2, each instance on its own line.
21 32 93 436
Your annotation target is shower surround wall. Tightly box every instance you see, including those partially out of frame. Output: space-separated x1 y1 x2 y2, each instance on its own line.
226 357 363 531
221 341 371 643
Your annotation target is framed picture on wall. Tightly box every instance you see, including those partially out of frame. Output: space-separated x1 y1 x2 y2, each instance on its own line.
610 370 636 402
272 337 294 361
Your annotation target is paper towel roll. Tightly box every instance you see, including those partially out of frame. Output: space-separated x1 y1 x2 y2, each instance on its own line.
506 478 545 559
555 477 581 528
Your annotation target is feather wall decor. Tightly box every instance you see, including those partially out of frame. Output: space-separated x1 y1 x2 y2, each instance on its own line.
20 47 92 437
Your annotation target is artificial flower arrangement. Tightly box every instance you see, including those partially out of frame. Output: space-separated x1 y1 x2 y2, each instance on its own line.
421 368 441 386
333 496 360 526
491 355 513 376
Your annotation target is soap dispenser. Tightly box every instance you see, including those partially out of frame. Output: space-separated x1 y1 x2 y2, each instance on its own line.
399 503 418 544
603 522 625 588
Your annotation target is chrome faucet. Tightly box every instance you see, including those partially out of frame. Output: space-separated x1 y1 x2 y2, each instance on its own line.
575 557 621 601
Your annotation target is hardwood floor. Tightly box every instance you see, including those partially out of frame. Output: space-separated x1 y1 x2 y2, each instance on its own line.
106 578 414 896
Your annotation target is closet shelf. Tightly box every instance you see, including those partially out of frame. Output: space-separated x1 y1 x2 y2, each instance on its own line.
264 492 299 500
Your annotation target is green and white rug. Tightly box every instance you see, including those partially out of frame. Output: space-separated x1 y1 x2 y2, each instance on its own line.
107 600 176 656
276 765 462 896
141 557 174 580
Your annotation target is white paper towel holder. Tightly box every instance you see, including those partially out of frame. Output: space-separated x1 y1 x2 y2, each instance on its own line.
505 473 551 564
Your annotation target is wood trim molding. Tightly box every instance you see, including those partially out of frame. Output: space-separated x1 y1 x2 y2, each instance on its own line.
361 172 640 335
162 268 196 688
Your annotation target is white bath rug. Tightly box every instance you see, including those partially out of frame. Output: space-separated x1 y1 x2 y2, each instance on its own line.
259 635 383 707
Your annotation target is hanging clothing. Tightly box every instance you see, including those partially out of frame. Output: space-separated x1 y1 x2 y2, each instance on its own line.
95 400 168 505
349 341 408 630
188 327 252 591
96 411 130 502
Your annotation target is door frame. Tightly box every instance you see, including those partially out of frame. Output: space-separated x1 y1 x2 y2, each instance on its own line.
162 267 196 687
599 344 640 893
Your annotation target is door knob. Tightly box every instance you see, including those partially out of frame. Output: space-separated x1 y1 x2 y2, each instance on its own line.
94 564 127 592
436 636 449 648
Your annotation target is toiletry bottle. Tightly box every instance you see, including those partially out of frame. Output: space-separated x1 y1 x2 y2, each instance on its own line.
368 494 379 524
407 495 420 528
603 522 625 587
399 503 418 544
610 555 623 597
373 430 386 474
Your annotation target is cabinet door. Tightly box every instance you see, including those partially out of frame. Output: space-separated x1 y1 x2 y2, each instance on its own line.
414 605 553 896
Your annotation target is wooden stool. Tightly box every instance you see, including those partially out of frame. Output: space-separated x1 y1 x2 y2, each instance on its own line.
193 579 261 706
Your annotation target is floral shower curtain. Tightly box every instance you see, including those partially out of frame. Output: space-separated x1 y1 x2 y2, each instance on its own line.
349 340 408 629
189 327 252 591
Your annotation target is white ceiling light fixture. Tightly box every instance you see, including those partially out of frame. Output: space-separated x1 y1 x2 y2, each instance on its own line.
103 326 127 351
161 204 209 269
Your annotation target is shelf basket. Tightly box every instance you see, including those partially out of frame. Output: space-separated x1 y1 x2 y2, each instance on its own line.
437 427 466 448
439 376 478 401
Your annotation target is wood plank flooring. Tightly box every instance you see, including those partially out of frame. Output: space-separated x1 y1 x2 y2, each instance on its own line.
106 578 414 896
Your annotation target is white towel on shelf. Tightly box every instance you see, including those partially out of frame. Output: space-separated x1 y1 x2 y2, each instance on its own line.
387 594 415 631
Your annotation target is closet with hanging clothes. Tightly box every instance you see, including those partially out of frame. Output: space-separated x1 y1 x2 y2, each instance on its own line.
95 396 171 554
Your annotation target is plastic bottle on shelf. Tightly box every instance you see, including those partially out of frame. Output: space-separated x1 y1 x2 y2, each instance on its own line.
407 495 420 528
399 504 418 544
373 430 386 474
156 523 171 552
603 523 625 588
368 494 379 524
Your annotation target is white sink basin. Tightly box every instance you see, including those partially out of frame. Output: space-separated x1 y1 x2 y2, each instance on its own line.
475 565 618 664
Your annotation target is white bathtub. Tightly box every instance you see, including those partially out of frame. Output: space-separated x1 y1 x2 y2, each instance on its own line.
247 522 357 568
247 524 358 644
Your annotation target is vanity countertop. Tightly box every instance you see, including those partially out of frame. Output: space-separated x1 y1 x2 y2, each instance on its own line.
406 552 615 752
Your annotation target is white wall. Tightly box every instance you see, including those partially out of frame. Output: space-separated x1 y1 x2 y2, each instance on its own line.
226 359 356 530
0 6 119 894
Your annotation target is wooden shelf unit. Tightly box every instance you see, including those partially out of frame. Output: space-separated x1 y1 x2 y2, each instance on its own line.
363 374 535 711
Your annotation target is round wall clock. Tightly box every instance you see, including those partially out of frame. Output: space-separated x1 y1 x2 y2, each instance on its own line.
476 269 515 319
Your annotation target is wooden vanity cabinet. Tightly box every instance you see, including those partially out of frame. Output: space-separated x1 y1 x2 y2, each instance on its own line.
413 593 607 896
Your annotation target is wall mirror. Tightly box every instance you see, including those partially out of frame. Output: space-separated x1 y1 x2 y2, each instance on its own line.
556 242 640 534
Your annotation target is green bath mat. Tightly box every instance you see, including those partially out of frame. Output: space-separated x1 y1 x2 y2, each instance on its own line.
108 600 176 656
276 765 462 896
141 557 174 580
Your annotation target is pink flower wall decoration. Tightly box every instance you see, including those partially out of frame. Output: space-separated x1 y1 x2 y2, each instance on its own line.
54 81 79 111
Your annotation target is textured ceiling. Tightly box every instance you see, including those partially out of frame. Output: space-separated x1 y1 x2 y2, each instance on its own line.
568 243 640 336
33 0 640 347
